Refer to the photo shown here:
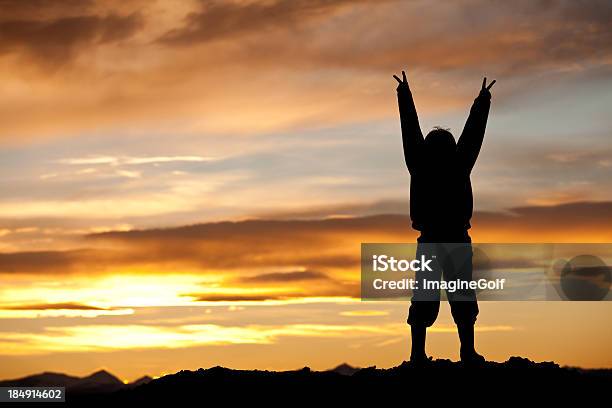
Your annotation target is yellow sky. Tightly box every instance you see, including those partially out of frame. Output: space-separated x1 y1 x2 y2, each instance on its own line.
1 213 612 380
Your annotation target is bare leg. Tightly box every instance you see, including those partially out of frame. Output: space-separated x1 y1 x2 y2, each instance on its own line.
410 325 428 362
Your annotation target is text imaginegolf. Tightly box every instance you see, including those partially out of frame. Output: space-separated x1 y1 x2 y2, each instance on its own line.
372 278 507 292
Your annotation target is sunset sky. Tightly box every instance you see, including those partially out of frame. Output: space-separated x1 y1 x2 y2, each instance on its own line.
1 0 611 381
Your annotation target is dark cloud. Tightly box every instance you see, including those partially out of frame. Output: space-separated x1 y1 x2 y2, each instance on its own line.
87 214 409 242
82 216 400 269
186 294 290 302
0 250 83 274
475 201 612 232
0 248 136 275
0 0 610 139
187 285 359 302
88 201 612 248
512 201 612 221
157 0 612 76
159 0 378 45
88 200 612 249
3 0 609 78
239 270 329 283
0 0 94 20
257 200 409 220
2 302 108 311
3 201 612 276
0 12 142 64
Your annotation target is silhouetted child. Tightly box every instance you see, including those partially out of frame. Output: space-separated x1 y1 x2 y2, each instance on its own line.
394 71 495 365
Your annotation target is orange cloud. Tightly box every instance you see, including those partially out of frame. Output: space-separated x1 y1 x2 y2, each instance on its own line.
0 0 610 139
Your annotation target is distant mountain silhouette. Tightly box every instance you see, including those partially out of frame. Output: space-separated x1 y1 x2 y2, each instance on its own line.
329 363 360 376
0 369 148 395
125 375 153 389
13 357 603 405
69 370 124 394
0 372 82 388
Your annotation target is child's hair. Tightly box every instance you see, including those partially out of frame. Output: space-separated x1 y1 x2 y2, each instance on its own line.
425 126 456 156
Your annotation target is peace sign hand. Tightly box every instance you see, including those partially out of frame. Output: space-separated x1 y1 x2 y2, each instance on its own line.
479 77 496 99
393 70 409 92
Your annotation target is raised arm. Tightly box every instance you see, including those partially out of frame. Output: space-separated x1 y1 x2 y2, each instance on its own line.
394 70 424 174
457 77 495 173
